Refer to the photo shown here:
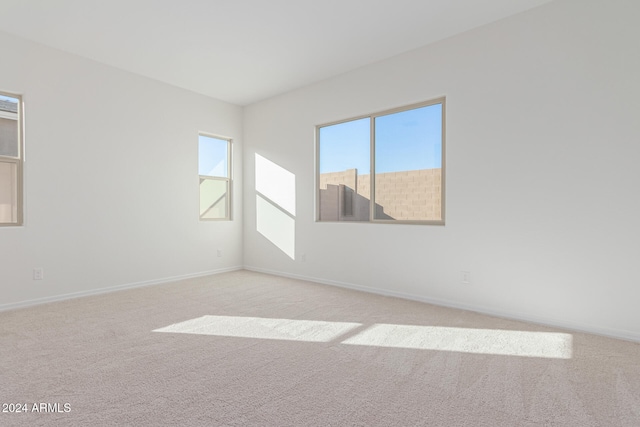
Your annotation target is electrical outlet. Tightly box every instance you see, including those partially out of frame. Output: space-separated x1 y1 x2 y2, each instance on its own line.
217 249 222 258
33 268 44 280
301 253 306 262
461 271 471 284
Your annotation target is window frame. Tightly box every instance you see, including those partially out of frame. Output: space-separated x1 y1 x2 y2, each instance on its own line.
0 90 24 227
315 97 446 225
198 132 232 221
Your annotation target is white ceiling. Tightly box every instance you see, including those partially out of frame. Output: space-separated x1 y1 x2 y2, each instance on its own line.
0 0 554 105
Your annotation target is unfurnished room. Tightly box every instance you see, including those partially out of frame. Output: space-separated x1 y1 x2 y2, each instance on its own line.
1 0 639 426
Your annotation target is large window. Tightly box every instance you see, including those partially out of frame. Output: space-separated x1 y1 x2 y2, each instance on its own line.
317 98 445 224
0 91 23 226
199 134 231 220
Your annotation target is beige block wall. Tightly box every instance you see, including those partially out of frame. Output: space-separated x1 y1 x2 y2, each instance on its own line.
318 184 340 221
319 168 442 221
0 117 18 157
319 169 357 191
0 161 17 222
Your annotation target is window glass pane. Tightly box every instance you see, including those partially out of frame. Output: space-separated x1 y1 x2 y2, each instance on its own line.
0 161 18 223
0 95 19 158
199 178 228 219
318 118 370 221
374 103 443 221
198 135 228 177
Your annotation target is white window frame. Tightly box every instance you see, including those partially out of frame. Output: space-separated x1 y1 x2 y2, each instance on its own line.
0 90 24 227
315 97 446 225
198 133 232 221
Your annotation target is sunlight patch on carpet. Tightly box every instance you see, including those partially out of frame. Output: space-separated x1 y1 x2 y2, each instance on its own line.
342 324 573 359
153 315 361 342
154 316 572 359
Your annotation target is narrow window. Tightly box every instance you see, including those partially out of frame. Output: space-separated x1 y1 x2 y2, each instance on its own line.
317 98 445 224
199 134 231 220
0 91 23 226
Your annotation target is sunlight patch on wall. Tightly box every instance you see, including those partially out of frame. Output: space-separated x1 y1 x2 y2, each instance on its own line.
341 324 573 359
255 153 296 259
255 153 295 215
256 194 295 259
154 315 573 359
154 315 361 342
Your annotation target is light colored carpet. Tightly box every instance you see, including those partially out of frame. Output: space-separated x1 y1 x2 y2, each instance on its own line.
1 270 639 426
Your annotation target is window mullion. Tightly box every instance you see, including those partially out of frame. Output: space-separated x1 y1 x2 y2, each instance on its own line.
369 116 375 222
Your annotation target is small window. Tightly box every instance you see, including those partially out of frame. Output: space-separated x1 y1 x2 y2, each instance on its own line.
199 134 231 220
317 98 445 224
0 91 23 226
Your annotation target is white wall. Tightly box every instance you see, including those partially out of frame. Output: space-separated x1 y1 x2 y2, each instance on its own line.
243 0 640 341
0 31 243 308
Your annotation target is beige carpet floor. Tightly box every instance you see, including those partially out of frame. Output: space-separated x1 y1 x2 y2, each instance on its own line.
1 270 639 426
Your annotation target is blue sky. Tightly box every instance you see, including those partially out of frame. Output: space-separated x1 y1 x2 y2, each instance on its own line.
319 117 370 174
0 95 18 103
198 135 228 177
319 103 442 175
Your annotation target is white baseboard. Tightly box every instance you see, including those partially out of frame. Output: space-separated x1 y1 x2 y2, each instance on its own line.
244 265 640 344
0 266 243 313
5 263 638 344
